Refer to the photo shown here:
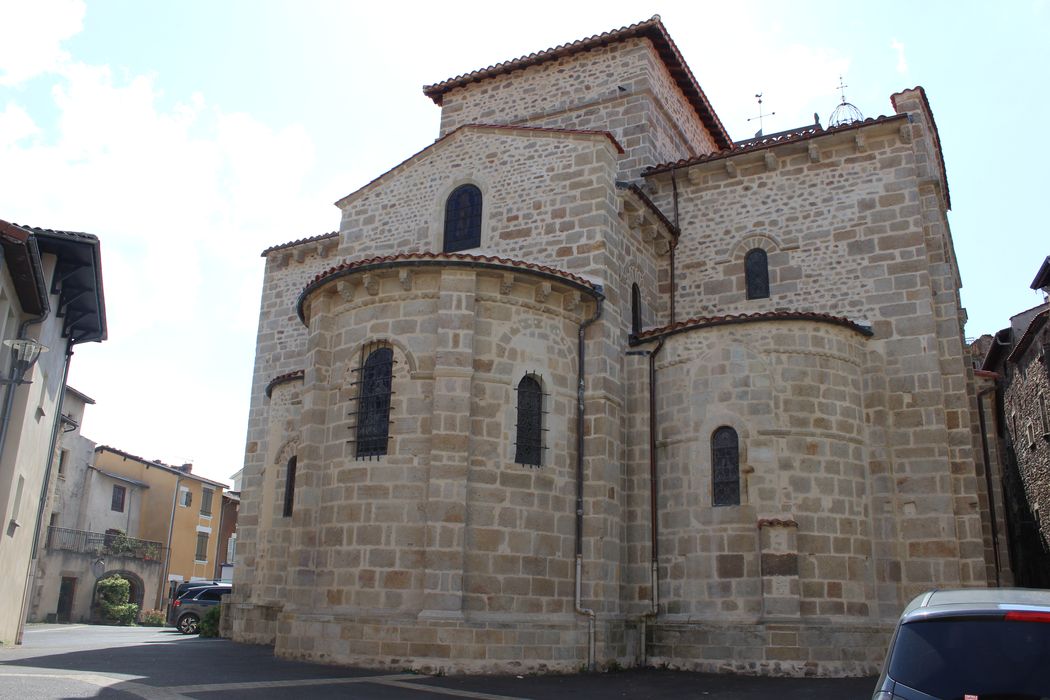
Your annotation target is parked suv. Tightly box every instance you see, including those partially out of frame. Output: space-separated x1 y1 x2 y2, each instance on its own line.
873 588 1050 699
168 583 231 634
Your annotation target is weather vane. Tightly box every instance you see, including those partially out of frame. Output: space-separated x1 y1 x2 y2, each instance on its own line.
829 75 864 127
747 93 775 138
837 76 849 104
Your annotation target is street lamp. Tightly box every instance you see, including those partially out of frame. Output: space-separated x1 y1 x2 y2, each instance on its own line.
0 338 48 385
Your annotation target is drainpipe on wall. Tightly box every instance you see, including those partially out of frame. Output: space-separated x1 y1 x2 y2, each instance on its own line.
669 172 680 325
646 338 665 620
574 298 602 672
157 475 182 609
15 343 72 644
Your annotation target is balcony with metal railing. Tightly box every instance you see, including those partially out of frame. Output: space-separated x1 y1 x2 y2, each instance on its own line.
46 526 165 562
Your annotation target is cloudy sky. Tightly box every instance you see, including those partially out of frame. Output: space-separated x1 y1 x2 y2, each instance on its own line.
1 1 1047 485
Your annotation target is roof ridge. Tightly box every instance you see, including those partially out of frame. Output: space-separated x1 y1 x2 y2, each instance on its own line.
634 310 873 342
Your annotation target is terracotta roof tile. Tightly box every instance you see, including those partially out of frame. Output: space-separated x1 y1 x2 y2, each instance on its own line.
298 252 604 324
422 16 732 151
261 232 338 257
643 114 907 176
633 311 874 343
265 369 305 398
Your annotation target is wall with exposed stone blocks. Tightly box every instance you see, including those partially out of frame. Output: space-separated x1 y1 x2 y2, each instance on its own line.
230 24 995 677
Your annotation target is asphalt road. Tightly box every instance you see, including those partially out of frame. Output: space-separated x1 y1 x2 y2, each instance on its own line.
0 624 877 699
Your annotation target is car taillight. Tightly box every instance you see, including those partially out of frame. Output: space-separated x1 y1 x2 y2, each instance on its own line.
173 599 181 608
1005 611 1050 623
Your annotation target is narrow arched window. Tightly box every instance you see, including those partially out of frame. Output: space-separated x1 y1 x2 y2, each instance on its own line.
355 345 394 458
711 426 740 506
631 283 642 336
514 374 544 466
443 184 482 252
745 248 769 300
282 456 297 517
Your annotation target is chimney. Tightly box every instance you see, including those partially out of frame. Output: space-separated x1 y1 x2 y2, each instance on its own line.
178 463 193 474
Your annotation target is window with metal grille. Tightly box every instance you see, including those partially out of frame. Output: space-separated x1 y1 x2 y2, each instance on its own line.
350 343 395 459
282 456 297 517
443 184 482 252
200 488 213 516
111 484 126 512
514 373 546 466
711 426 740 506
745 248 769 300
631 283 642 336
195 532 208 561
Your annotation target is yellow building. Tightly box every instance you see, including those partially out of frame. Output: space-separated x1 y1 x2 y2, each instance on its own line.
93 446 226 608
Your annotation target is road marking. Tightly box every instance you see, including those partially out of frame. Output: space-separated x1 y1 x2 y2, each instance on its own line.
22 625 88 633
375 678 530 700
167 673 420 693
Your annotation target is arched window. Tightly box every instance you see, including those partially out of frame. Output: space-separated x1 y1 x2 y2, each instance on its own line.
631 283 642 336
514 374 544 466
282 456 296 517
711 426 740 506
443 184 482 252
355 345 394 458
745 248 769 300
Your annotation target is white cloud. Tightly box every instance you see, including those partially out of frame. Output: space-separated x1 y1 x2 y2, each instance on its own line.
0 102 39 146
0 0 84 85
891 39 909 75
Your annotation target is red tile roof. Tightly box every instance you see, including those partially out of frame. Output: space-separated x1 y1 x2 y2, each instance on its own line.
643 114 908 176
261 232 338 257
633 310 874 343
265 369 305 398
422 16 732 151
1007 309 1049 364
297 251 603 324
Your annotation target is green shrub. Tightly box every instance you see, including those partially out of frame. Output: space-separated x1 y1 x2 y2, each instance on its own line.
140 609 166 626
198 605 221 637
96 575 139 625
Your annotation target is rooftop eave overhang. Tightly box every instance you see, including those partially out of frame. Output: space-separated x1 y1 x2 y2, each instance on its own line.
32 228 108 344
617 182 679 244
630 311 874 345
265 369 305 398
0 219 49 316
296 253 604 325
421 16 732 151
1007 310 1049 364
642 114 909 180
1030 256 1050 290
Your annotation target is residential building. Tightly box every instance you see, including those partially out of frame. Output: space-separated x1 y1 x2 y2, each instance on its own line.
230 17 997 676
92 446 226 608
28 388 166 623
0 220 106 645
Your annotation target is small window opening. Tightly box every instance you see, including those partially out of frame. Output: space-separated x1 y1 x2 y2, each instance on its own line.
349 343 395 459
745 248 770 300
514 373 547 467
443 184 482 252
711 426 741 506
282 456 297 517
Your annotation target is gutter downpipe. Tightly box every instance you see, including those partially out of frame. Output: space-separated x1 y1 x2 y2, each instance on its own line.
575 297 603 672
647 338 665 609
158 475 183 609
976 385 1002 586
15 342 72 644
669 171 680 324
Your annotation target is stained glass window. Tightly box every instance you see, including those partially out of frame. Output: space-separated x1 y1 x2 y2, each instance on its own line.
356 346 394 458
443 184 482 252
745 248 769 300
631 283 642 336
282 456 296 517
514 374 544 466
711 426 740 506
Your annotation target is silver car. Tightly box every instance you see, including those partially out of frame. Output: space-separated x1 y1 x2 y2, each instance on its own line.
873 588 1050 699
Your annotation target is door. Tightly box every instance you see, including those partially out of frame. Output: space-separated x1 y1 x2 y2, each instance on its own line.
57 577 77 623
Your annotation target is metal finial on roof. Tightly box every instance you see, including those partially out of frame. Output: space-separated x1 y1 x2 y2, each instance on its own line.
829 75 864 127
747 93 775 138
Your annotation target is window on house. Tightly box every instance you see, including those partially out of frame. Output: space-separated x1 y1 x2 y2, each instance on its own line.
631 283 642 336
57 450 68 478
354 344 394 459
195 532 209 561
745 248 770 300
282 456 297 518
443 184 482 252
711 426 741 506
200 488 213 516
514 373 545 466
179 487 192 508
227 533 237 564
111 484 126 512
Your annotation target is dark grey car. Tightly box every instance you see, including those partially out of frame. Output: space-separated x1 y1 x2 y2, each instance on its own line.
168 584 231 634
873 588 1050 700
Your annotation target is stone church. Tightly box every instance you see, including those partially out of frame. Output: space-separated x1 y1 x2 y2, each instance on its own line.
229 16 999 676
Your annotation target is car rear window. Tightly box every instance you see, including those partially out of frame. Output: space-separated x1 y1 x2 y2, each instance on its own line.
888 617 1050 698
